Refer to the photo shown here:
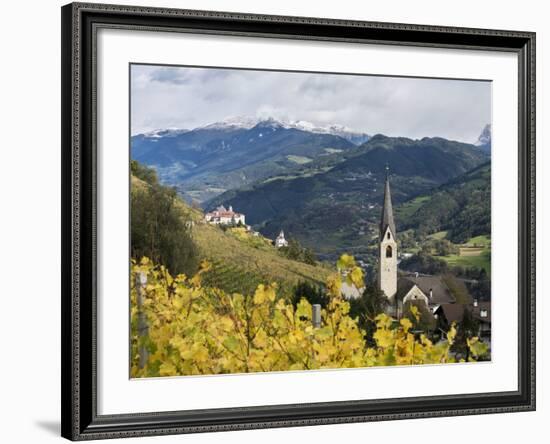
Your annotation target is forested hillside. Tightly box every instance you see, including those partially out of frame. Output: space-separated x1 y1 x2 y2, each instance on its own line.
396 162 491 243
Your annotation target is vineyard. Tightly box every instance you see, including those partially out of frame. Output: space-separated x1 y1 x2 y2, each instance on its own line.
191 218 332 288
130 255 488 378
201 258 267 297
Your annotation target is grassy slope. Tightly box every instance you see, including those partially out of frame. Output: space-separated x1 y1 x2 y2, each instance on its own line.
394 195 431 221
428 231 448 240
438 234 491 273
441 251 491 274
132 176 332 294
465 235 491 247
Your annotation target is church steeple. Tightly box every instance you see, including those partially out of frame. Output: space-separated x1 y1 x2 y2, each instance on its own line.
378 165 398 301
380 165 396 239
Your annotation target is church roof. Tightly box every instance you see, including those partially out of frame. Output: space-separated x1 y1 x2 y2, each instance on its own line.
438 304 466 323
380 172 396 239
396 275 455 305
206 205 244 218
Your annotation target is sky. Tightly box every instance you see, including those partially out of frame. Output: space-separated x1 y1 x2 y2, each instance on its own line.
131 64 491 144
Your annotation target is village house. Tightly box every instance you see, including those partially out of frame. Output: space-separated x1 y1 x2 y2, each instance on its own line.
471 300 491 339
204 205 245 225
434 299 491 342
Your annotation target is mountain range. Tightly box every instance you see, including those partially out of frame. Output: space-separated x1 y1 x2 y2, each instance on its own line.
131 117 370 202
131 116 491 261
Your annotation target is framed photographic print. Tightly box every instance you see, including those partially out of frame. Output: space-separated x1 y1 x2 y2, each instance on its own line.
61 2 536 440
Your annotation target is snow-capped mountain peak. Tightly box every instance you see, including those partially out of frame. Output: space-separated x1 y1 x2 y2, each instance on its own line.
197 116 370 144
253 117 287 129
290 120 347 134
475 124 491 146
200 116 264 131
141 128 190 138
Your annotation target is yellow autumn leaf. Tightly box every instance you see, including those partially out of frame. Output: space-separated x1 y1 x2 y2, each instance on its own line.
326 274 342 298
375 313 393 330
409 305 420 321
223 336 240 353
349 266 364 288
253 328 268 348
193 345 209 363
400 317 413 333
219 316 233 331
373 328 394 348
253 284 267 304
337 254 356 270
295 299 312 320
159 362 176 376
467 337 489 358
447 323 457 345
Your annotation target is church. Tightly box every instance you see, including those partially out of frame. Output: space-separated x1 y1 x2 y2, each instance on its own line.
275 230 289 248
378 169 456 319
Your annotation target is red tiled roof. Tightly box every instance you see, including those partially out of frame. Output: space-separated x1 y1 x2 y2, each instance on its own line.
206 211 243 217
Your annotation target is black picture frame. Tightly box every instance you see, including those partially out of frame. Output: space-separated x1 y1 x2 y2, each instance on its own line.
61 2 536 440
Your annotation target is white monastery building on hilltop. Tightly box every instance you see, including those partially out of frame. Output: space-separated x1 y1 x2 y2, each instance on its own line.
205 205 245 225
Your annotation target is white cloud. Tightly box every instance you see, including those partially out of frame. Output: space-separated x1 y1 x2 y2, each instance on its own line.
131 64 491 143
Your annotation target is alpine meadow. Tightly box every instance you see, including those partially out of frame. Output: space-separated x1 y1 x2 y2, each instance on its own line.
129 64 492 378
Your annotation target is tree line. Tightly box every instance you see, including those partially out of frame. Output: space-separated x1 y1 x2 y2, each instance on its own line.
131 160 198 277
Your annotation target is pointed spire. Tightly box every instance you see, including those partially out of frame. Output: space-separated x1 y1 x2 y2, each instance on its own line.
380 166 396 239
